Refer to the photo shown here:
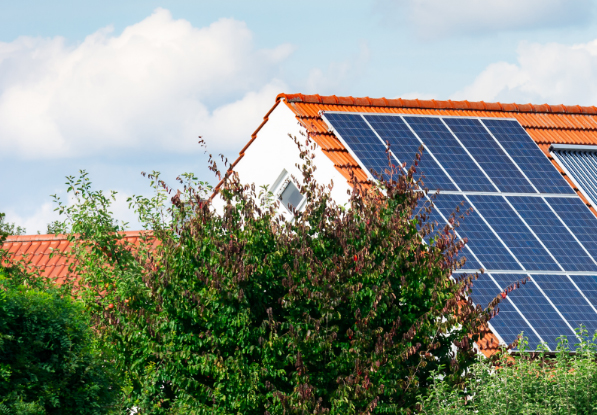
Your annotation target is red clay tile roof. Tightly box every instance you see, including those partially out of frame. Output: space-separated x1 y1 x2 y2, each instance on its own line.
1 231 149 284
241 93 597 213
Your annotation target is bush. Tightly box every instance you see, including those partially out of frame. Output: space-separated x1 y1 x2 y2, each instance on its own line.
55 142 495 414
0 251 119 414
418 329 597 414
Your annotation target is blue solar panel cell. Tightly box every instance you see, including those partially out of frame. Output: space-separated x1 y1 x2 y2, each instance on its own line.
547 197 597 261
493 274 575 350
569 275 597 311
442 118 536 193
417 196 482 270
469 273 542 349
403 116 497 192
481 119 574 194
467 195 560 271
364 114 457 190
323 113 392 180
532 274 597 335
506 197 597 272
468 273 501 308
433 194 521 270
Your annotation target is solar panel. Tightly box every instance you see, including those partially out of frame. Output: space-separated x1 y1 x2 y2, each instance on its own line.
322 111 597 350
417 196 482 270
467 195 560 272
492 274 575 349
442 118 536 193
532 274 597 335
482 119 574 194
506 196 597 272
323 113 393 181
364 114 457 190
569 275 597 309
432 195 521 270
469 273 542 349
405 117 496 192
547 197 597 260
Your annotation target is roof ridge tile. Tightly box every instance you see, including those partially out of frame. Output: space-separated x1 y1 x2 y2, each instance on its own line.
277 93 597 115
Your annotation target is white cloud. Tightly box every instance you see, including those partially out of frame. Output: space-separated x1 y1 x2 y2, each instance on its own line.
452 39 597 105
377 0 593 39
396 92 438 100
303 41 371 94
0 8 294 159
3 202 57 235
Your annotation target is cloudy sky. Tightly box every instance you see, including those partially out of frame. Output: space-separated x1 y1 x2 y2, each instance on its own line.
3 0 597 232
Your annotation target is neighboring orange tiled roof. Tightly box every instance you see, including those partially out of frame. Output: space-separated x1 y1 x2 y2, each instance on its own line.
1 231 150 284
247 93 597 212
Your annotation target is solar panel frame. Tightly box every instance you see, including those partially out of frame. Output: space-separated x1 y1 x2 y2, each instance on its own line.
532 274 597 335
402 116 498 192
466 195 561 272
481 118 575 194
506 196 597 272
363 114 457 190
442 118 537 193
469 273 544 349
432 194 522 271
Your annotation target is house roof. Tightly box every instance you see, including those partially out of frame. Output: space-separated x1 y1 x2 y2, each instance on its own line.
235 93 597 214
1 231 148 284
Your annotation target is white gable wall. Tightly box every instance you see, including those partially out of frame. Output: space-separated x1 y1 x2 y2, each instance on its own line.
232 102 351 210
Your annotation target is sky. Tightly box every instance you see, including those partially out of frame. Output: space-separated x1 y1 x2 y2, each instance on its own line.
4 0 597 232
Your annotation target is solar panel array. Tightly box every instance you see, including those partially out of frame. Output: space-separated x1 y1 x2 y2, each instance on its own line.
323 112 597 350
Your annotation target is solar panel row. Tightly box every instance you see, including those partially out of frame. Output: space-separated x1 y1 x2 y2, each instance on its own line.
469 273 597 350
323 112 597 350
324 112 574 195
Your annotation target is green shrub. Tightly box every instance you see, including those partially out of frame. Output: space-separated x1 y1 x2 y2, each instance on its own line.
418 329 597 414
54 143 496 414
0 266 119 414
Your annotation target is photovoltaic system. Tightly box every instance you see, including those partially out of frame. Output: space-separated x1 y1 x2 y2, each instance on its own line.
322 112 597 350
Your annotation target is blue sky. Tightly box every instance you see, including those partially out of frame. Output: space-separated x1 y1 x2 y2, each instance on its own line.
3 0 597 232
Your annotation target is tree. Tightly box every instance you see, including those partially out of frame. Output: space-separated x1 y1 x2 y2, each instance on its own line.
417 329 597 414
0 215 119 414
0 212 26 236
55 140 496 414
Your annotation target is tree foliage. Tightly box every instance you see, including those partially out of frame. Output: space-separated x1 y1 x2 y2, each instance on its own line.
0 266 119 414
418 329 597 414
0 212 26 237
55 139 497 414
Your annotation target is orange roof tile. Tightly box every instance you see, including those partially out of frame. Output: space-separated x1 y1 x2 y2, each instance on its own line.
1 231 151 284
229 93 597 213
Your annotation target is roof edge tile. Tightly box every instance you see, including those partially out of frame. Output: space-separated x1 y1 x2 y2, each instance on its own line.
277 93 597 115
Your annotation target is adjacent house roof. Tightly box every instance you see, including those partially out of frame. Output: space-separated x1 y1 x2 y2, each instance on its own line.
237 93 597 215
1 232 148 284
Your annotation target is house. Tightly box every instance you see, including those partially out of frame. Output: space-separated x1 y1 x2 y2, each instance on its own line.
5 93 597 356
231 93 597 354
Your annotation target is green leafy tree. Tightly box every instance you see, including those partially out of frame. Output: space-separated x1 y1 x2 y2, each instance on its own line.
0 212 26 236
0 215 119 414
418 329 597 414
0 279 120 414
55 140 497 414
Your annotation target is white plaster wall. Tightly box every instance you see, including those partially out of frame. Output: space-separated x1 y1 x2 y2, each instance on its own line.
220 102 351 211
